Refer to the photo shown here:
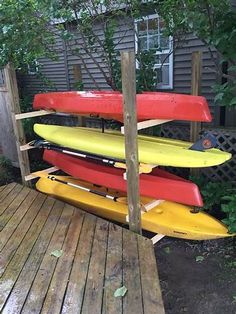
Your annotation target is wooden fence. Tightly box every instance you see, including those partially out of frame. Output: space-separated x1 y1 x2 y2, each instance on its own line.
0 69 18 166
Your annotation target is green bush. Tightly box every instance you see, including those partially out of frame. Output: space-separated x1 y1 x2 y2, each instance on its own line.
191 176 236 233
221 195 236 233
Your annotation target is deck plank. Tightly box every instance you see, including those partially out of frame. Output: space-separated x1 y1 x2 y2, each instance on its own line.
0 189 38 251
0 193 46 272
123 228 144 314
102 223 123 314
0 184 165 314
41 208 84 314
22 203 74 314
0 184 23 216
1 197 57 313
0 182 17 202
138 236 165 314
0 185 6 192
0 186 30 230
61 214 97 314
0 194 51 310
81 219 109 314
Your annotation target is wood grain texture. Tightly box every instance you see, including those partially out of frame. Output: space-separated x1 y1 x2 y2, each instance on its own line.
0 194 50 311
0 189 38 250
0 182 17 203
102 223 123 314
138 236 165 314
122 228 143 314
121 51 141 234
190 51 202 142
41 208 84 314
4 64 31 186
0 184 23 216
22 202 73 314
61 214 97 314
190 51 202 177
0 184 164 314
0 185 30 230
81 219 109 313
2 197 56 313
0 91 18 164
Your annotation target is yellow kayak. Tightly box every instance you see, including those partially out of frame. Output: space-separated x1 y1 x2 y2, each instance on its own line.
34 124 231 168
36 176 233 240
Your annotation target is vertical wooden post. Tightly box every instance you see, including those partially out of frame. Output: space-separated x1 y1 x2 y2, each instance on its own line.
190 51 202 177
4 63 31 187
121 51 141 234
73 64 86 127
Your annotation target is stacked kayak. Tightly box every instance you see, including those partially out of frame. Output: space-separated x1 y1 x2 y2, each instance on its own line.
33 91 234 240
33 124 231 168
43 149 203 206
33 91 212 122
36 176 231 240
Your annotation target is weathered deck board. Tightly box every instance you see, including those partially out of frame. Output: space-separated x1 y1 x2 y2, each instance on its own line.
0 183 165 314
22 202 72 314
0 182 17 202
138 237 165 314
0 189 38 250
123 228 143 314
0 183 23 216
61 214 97 314
0 185 30 230
81 219 109 313
102 223 123 314
41 209 84 314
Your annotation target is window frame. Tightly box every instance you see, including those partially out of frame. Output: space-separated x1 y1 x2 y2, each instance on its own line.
27 60 39 75
135 13 173 90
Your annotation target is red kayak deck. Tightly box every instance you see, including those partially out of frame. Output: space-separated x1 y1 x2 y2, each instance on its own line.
43 149 203 207
34 91 212 122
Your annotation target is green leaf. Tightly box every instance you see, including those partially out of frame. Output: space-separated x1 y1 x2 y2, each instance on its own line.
195 256 205 263
51 249 63 258
229 97 236 106
164 247 171 254
214 93 224 103
114 286 128 298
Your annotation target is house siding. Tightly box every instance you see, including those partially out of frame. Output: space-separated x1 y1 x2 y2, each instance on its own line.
173 34 219 124
66 17 134 91
18 14 235 126
18 33 69 97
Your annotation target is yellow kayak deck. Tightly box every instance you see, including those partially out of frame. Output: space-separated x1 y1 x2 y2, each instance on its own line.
34 124 231 168
36 176 232 241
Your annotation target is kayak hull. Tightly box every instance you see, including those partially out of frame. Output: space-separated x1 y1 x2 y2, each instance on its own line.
36 176 232 240
43 149 203 207
33 91 212 122
34 124 231 168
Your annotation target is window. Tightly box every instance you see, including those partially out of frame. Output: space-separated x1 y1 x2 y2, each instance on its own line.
135 14 173 89
27 61 39 75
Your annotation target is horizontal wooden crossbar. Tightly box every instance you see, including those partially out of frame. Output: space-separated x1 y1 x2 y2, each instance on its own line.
121 119 173 134
15 110 52 120
24 166 59 181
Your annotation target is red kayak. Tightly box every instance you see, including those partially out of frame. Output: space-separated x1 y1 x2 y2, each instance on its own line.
43 149 203 207
34 91 212 122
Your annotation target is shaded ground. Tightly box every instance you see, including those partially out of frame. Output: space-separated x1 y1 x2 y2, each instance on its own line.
154 236 236 314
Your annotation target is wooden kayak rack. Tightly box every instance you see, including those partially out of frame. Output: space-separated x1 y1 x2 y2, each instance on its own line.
4 60 168 244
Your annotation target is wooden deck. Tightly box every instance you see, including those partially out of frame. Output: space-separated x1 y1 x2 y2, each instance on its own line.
0 183 165 314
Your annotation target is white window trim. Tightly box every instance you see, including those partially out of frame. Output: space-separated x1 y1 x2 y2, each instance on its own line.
135 13 173 90
27 61 39 75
